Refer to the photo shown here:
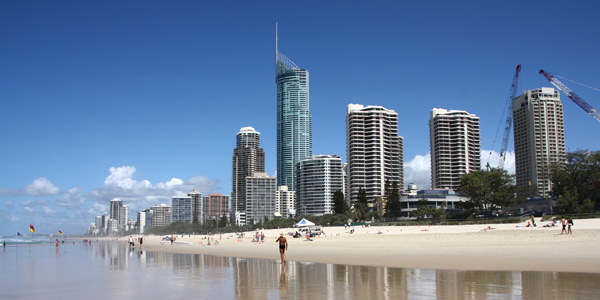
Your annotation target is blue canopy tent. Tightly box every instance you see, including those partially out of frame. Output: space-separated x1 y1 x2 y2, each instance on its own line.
294 218 315 227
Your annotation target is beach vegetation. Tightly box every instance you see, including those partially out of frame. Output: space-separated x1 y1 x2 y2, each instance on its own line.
219 214 228 228
551 149 600 213
353 187 369 221
457 168 522 217
333 190 349 214
384 180 402 219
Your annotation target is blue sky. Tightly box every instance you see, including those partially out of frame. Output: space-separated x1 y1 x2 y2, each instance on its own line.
1 1 599 235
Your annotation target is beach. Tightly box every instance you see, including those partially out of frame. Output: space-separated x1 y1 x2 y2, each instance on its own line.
132 218 600 273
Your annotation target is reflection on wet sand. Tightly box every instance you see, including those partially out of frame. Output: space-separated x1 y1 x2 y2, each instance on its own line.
88 244 600 299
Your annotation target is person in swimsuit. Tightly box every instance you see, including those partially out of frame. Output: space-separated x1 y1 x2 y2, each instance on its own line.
561 217 567 234
275 233 288 264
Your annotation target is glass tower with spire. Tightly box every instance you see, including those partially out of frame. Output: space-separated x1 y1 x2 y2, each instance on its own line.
276 43 312 191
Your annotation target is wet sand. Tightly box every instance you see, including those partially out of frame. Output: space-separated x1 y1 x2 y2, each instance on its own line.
130 218 600 273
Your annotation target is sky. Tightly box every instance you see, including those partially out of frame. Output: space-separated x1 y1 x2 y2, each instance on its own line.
1 1 599 235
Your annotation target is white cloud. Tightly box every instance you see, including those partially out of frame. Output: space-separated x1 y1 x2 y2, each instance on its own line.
403 150 516 190
88 166 221 211
481 150 516 174
55 188 86 209
0 177 61 196
22 177 61 196
3 199 14 207
404 153 431 189
42 206 56 215
19 199 48 207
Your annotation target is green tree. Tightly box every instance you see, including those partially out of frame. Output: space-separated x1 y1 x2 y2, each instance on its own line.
218 214 228 228
333 190 349 214
385 181 402 219
409 197 436 219
457 168 522 216
551 150 600 212
354 187 369 221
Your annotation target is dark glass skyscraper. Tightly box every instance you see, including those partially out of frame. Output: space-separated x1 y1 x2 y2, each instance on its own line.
276 48 312 191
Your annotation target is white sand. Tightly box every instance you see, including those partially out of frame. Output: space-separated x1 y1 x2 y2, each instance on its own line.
132 218 600 273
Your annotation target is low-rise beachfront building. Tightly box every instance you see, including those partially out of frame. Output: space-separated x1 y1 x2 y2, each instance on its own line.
276 186 295 218
399 184 467 217
107 219 118 235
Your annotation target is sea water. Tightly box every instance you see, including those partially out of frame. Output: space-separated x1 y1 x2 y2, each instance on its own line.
1 241 598 299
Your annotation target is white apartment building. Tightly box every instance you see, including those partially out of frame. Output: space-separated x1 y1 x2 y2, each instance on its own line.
151 204 171 228
246 172 277 224
512 87 566 197
295 154 343 215
276 186 295 218
429 108 481 190
346 104 404 204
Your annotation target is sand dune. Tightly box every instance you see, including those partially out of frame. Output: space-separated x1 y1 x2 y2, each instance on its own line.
130 218 600 273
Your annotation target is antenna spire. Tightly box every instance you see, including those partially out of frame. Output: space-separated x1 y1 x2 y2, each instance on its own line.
276 22 278 62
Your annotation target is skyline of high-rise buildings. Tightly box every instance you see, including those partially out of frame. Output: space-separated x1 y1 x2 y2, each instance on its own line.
429 108 481 190
87 39 573 235
512 87 566 197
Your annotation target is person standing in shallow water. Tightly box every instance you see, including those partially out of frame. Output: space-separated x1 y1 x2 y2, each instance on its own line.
275 233 288 264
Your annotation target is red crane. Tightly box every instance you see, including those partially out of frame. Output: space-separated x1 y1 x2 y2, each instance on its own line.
539 70 600 123
498 65 522 169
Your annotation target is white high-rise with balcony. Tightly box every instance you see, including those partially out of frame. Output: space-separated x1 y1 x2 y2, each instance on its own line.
346 104 403 204
295 154 343 215
429 108 481 190
512 87 565 197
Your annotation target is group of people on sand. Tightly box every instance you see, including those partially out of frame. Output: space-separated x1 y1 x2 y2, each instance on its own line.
561 217 574 234
254 231 265 243
518 216 575 234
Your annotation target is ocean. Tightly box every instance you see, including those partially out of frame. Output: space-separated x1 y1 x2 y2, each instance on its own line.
1 241 598 299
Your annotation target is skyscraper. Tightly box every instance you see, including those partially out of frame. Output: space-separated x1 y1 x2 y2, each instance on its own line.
276 33 312 191
512 87 566 197
429 108 481 190
346 104 404 204
296 154 343 215
232 127 265 213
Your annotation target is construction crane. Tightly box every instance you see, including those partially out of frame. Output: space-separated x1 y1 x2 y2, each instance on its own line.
497 64 522 169
539 70 600 123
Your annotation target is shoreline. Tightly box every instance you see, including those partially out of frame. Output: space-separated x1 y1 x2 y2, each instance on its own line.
122 218 600 273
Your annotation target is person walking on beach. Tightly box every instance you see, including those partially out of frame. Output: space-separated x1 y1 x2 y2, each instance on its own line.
129 236 134 247
275 233 288 264
55 239 60 249
561 217 567 234
567 218 574 234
